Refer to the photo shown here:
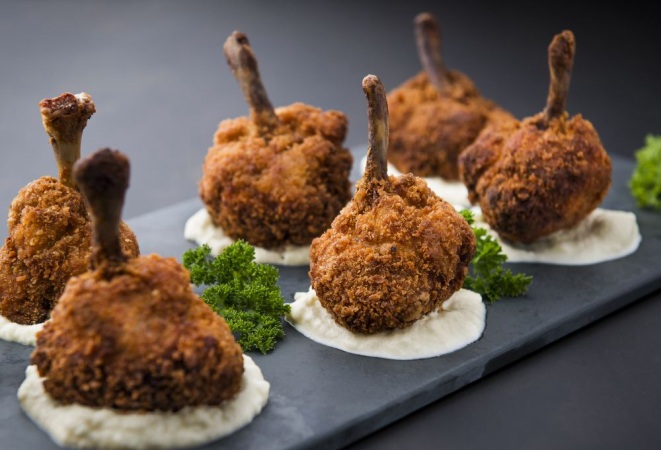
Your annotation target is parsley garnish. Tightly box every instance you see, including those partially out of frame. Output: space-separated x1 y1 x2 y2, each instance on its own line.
183 241 291 354
460 209 532 303
630 135 661 211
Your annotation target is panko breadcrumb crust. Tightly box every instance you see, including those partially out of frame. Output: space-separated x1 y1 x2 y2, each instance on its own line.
459 112 612 243
387 71 513 180
310 174 475 334
200 103 353 249
0 177 138 325
31 254 244 412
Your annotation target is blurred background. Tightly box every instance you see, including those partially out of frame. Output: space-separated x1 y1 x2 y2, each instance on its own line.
1 1 659 218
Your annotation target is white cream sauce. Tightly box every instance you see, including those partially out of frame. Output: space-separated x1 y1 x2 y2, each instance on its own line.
360 156 470 206
286 288 486 360
0 314 43 345
18 355 270 450
184 208 311 266
473 207 642 266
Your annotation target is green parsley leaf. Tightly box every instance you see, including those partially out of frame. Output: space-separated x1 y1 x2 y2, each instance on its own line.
630 135 661 211
183 241 290 353
459 208 475 225
460 209 532 303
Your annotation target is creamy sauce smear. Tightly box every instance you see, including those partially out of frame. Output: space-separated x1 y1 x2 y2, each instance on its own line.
19 355 269 450
184 208 310 266
473 207 642 265
0 314 43 345
287 288 486 360
360 156 470 206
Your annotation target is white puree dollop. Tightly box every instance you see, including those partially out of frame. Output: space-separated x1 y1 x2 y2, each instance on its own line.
286 288 486 360
0 314 44 345
184 208 310 266
473 207 642 265
360 156 470 206
18 355 269 450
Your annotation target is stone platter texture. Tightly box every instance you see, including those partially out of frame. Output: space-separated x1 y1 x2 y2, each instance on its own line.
1 149 660 450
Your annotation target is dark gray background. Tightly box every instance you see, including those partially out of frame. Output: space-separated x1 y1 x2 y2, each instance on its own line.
0 1 660 449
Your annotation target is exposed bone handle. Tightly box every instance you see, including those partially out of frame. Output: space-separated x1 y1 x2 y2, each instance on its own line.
415 13 448 92
362 75 389 182
224 31 280 133
74 148 130 270
542 30 576 124
40 92 95 188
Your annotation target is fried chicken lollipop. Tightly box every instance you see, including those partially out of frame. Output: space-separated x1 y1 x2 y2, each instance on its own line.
31 149 244 411
387 13 514 180
309 75 475 334
0 93 138 325
199 31 353 249
459 31 612 244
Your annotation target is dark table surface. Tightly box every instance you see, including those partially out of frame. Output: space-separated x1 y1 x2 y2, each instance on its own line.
1 1 660 449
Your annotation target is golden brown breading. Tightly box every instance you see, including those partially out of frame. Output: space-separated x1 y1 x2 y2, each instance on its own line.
310 174 475 333
0 177 138 325
387 71 512 180
32 148 244 412
459 112 611 243
200 102 353 248
385 14 513 181
31 254 244 412
309 74 475 334
459 30 611 244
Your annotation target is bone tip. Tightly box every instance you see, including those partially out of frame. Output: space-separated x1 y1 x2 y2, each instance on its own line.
74 148 130 194
549 30 576 58
39 92 95 119
362 74 382 92
224 30 250 54
414 12 438 27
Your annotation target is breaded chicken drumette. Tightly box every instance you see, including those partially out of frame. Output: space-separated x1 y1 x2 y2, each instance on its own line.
0 94 139 325
387 13 514 180
459 31 612 244
309 75 475 334
31 149 244 411
199 32 353 249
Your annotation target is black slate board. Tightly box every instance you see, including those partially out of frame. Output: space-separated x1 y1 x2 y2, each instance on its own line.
1 150 661 450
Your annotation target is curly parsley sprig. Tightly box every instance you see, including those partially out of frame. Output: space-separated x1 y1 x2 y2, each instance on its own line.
183 241 290 354
460 209 532 303
630 135 661 211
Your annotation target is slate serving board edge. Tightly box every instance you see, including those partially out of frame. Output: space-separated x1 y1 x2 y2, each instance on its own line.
1 151 660 450
294 272 661 450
